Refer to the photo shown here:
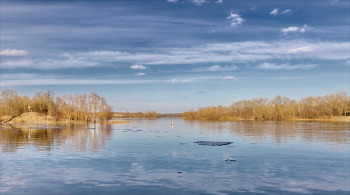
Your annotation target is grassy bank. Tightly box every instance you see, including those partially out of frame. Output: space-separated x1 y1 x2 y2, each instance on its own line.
0 112 130 124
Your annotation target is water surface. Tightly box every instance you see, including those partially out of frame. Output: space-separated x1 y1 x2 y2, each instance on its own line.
1 118 349 195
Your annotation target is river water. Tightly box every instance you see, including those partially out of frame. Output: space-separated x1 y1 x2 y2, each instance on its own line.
1 118 349 195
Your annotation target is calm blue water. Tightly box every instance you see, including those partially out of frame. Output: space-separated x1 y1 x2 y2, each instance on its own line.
1 118 349 195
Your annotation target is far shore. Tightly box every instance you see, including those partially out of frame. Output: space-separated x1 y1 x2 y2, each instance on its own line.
1 112 349 125
186 116 350 123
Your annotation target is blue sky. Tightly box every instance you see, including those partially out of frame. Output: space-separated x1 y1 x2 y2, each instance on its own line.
0 0 349 113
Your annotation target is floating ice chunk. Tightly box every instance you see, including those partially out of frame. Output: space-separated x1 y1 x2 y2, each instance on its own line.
193 141 233 146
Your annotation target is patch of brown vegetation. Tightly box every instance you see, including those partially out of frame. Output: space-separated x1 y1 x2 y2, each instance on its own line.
2 112 57 123
0 115 13 123
1 112 128 124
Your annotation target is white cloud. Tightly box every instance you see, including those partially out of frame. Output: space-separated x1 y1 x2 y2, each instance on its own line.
0 58 99 69
1 75 221 86
222 76 237 80
0 60 33 68
73 41 350 66
192 65 238 72
216 0 223 3
270 9 278 16
168 0 208 5
189 0 206 5
271 8 293 16
227 13 245 26
256 63 317 70
80 51 126 57
250 6 257 10
0 79 159 86
299 24 311 32
0 52 100 69
287 46 313 53
60 53 74 60
281 9 292 14
135 73 146 75
0 49 28 56
167 79 189 83
1 73 51 80
282 26 299 35
282 24 311 35
204 65 220 71
130 64 147 69
38 59 99 69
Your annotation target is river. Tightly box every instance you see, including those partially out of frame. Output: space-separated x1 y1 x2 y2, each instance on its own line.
0 118 349 195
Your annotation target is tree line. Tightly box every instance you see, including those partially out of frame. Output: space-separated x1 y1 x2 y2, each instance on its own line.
160 113 183 117
0 89 113 122
183 91 350 121
114 111 162 118
113 112 183 118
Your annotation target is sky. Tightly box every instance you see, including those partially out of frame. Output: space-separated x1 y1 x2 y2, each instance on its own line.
0 0 349 113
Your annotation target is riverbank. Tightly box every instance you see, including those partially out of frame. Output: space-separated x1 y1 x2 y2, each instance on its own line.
294 116 350 122
184 116 350 122
2 112 349 124
0 112 130 124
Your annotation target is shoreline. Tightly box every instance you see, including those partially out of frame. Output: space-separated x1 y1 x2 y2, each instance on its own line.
183 116 350 123
0 112 130 125
1 112 349 125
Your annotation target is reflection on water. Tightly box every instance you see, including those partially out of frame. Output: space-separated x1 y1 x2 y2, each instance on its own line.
0 123 112 153
184 120 350 149
1 120 348 153
0 119 349 195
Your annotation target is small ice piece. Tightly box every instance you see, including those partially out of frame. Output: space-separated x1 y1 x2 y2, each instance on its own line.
193 141 233 146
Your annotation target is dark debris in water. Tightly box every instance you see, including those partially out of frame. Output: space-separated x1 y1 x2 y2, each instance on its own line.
131 129 142 132
122 128 143 132
193 141 233 146
225 158 236 162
